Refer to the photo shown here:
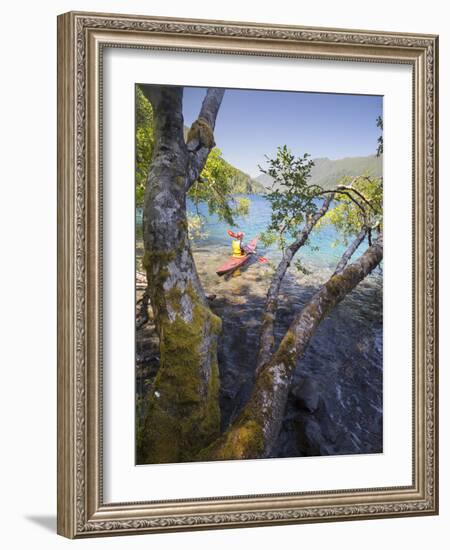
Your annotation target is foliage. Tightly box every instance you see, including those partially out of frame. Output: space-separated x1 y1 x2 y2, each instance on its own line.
320 115 383 241
259 145 323 250
187 213 208 241
182 127 264 194
188 148 250 226
136 86 155 207
136 88 252 226
223 161 265 194
256 154 382 191
259 146 383 251
376 115 383 157
259 230 279 249
319 174 383 241
294 257 312 275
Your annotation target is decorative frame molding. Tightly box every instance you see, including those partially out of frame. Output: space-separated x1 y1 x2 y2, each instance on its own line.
57 11 438 538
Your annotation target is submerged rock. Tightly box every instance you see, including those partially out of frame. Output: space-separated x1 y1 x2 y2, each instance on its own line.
136 246 383 461
291 377 321 412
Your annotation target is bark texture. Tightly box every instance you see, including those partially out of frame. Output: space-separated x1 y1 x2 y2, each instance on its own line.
204 234 383 460
333 227 368 275
256 196 333 372
139 86 224 463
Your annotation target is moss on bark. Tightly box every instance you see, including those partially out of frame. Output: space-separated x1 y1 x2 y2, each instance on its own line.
199 417 265 461
139 287 222 464
200 332 297 461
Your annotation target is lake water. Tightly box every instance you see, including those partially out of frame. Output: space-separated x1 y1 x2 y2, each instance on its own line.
137 194 366 269
136 193 383 459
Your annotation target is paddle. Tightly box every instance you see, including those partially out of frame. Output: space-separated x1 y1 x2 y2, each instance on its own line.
248 251 268 263
243 247 268 264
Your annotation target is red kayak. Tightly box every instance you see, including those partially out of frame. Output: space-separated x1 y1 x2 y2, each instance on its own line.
216 238 258 276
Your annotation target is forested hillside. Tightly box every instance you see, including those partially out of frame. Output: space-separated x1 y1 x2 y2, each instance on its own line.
136 85 263 206
256 155 382 191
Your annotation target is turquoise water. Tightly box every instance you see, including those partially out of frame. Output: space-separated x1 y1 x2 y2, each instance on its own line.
137 194 367 270
136 193 383 457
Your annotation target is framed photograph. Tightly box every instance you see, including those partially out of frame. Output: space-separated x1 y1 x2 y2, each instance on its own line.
57 11 439 538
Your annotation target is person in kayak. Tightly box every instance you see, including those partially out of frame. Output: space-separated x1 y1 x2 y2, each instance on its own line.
228 230 245 257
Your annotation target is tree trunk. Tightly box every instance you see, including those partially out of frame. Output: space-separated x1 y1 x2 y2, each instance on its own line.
333 227 367 275
256 195 333 372
203 234 383 460
138 86 224 463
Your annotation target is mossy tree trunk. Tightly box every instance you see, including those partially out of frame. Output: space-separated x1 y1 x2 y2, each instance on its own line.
137 86 382 464
204 234 383 460
138 86 224 463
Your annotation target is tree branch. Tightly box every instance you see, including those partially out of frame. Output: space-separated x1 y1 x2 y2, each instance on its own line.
333 227 368 275
186 88 225 190
140 85 185 151
204 234 383 460
316 176 378 218
256 194 334 373
139 85 223 463
337 184 376 212
319 189 366 216
197 88 225 129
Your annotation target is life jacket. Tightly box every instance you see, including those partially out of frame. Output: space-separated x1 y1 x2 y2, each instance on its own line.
231 239 244 257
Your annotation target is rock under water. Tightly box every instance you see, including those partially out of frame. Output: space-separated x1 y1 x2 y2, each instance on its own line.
136 245 383 461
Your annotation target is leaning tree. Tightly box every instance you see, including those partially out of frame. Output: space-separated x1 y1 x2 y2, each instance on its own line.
202 147 383 459
138 86 383 463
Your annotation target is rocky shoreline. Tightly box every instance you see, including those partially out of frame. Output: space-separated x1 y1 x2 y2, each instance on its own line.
136 246 383 460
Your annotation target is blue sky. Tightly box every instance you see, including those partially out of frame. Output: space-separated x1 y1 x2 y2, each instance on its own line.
182 87 382 178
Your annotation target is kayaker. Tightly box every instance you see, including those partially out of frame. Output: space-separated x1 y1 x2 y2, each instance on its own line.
229 231 245 257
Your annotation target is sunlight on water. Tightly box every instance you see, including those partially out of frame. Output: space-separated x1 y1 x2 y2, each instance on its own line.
136 194 368 270
136 194 383 457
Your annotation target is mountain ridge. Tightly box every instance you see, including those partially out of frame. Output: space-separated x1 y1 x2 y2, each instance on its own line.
182 125 265 195
255 154 382 191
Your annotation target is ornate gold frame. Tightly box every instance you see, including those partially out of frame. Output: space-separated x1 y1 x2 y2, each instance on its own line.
57 11 439 538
